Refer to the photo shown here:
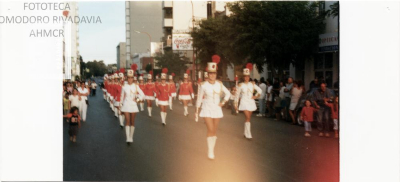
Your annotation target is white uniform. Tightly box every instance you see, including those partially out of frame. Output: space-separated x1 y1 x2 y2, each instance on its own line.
235 82 262 111
120 83 145 113
77 87 89 121
196 81 230 118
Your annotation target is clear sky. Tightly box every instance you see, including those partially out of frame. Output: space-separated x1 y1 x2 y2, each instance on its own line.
78 1 125 65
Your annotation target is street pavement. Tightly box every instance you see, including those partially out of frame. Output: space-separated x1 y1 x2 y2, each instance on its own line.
64 84 339 182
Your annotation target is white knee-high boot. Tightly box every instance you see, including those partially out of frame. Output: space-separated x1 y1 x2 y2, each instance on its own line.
207 137 215 159
161 112 166 125
184 106 188 116
148 107 152 117
119 114 124 127
129 126 135 142
169 97 173 110
114 108 118 117
125 126 130 142
140 103 144 111
244 122 252 139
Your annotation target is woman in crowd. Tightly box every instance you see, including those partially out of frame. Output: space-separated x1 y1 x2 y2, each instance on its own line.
78 81 89 122
196 57 230 160
120 68 145 145
289 81 303 125
234 63 262 140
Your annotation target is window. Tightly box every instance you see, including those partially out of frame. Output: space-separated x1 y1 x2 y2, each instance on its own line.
314 53 333 88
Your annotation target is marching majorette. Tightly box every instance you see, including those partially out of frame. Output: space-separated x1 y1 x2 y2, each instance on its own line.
234 63 262 140
195 55 230 160
133 76 138 84
103 74 108 100
144 70 157 117
118 69 126 127
155 75 160 87
179 69 194 116
138 74 146 111
168 73 176 110
106 75 112 104
156 68 172 125
120 67 145 145
109 75 115 109
111 74 118 116
113 72 122 119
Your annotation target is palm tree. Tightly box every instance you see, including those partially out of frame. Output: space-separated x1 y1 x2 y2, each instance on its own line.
326 2 339 18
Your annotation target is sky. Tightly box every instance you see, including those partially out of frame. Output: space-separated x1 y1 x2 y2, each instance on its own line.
78 1 125 65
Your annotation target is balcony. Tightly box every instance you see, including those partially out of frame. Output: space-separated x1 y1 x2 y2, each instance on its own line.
164 18 173 27
163 1 173 9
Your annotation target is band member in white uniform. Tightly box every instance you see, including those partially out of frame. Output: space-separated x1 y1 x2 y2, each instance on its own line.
120 69 145 145
234 63 262 140
77 81 89 122
196 58 230 160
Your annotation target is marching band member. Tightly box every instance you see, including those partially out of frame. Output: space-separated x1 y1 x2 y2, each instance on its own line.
168 73 176 110
113 73 122 119
138 75 146 111
195 71 208 122
133 76 138 84
234 63 262 140
196 56 230 160
120 67 145 145
111 75 117 116
118 69 126 128
144 70 156 117
102 74 108 100
78 81 89 122
155 75 160 87
179 69 194 116
156 68 171 125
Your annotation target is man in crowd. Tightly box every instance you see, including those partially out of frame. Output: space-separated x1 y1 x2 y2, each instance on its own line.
312 82 333 137
283 77 293 121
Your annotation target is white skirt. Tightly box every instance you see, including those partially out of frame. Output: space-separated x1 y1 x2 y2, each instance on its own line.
289 102 297 110
114 101 120 107
179 95 191 100
102 88 106 92
171 93 177 97
110 96 114 101
107 93 110 97
145 96 155 100
158 100 169 106
121 100 139 113
200 107 223 118
238 98 257 111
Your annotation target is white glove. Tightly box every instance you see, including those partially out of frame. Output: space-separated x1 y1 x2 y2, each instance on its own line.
155 98 159 106
191 93 194 99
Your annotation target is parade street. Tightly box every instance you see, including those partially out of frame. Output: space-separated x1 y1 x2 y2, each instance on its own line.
64 86 339 182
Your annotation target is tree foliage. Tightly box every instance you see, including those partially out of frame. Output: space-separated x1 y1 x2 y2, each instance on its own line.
326 2 339 18
192 1 326 79
154 51 191 79
85 60 107 78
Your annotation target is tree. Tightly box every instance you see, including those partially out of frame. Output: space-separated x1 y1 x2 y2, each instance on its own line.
227 1 326 79
145 63 152 73
85 60 108 78
154 51 191 79
326 2 339 18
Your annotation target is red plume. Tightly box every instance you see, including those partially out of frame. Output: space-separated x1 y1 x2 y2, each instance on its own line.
212 55 220 64
131 64 138 71
120 68 125 73
186 69 190 74
162 68 168 73
246 63 253 71
116 70 120 74
171 73 175 76
149 70 153 75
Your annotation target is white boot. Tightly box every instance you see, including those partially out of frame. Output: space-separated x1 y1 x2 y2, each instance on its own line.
207 137 215 159
119 114 124 128
164 112 167 125
148 107 152 117
140 103 144 111
245 122 252 139
213 136 217 156
129 126 135 142
114 108 118 117
169 97 173 110
184 106 188 116
125 126 130 142
161 112 166 125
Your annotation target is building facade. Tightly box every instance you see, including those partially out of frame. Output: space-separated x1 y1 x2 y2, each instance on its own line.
63 2 80 81
116 42 126 69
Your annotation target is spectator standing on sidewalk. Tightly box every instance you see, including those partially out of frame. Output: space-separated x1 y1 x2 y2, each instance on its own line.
309 78 319 90
256 78 267 117
289 81 303 125
91 81 97 96
283 77 294 121
265 79 273 117
312 82 333 137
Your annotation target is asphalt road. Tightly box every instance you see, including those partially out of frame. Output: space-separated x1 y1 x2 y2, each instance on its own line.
64 85 339 182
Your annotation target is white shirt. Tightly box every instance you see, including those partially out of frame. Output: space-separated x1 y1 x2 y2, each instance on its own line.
266 85 273 101
235 82 262 102
279 86 286 99
77 87 89 100
69 95 81 108
121 83 145 102
259 83 267 99
290 87 303 103
196 81 230 108
91 82 97 89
